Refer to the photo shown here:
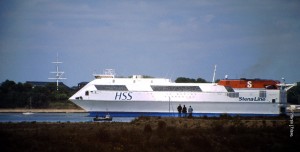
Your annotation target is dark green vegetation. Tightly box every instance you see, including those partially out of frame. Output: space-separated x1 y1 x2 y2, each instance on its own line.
175 77 209 83
0 80 78 109
288 82 300 104
0 117 299 152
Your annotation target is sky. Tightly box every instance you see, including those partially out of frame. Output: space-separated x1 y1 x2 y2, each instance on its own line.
0 0 300 87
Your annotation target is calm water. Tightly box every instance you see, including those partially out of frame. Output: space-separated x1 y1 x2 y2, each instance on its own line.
0 113 135 123
1 112 298 123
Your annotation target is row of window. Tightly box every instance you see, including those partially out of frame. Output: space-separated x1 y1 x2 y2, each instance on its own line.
151 85 202 92
95 85 128 91
226 91 267 98
94 85 236 93
95 85 203 92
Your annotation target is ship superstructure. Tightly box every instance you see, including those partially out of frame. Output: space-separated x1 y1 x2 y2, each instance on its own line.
218 78 280 89
69 70 296 117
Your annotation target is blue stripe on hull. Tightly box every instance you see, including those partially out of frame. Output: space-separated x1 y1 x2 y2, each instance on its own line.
88 112 280 117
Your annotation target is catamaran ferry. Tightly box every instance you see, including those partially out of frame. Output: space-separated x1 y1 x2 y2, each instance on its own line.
69 70 296 117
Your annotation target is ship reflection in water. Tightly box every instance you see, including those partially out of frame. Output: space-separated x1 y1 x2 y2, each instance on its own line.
0 113 135 123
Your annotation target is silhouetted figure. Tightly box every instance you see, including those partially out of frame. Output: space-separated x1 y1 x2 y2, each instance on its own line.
182 105 187 117
177 104 182 117
188 106 193 118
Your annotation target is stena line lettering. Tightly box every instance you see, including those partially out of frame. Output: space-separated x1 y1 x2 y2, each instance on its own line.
115 92 133 100
239 97 266 101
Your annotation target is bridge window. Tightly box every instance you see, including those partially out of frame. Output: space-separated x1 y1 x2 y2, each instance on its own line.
225 86 235 92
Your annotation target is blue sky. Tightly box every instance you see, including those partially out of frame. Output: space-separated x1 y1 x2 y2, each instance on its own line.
0 0 300 87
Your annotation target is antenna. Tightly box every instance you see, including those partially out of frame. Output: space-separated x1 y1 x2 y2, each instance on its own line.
48 53 67 90
212 64 217 83
103 69 116 75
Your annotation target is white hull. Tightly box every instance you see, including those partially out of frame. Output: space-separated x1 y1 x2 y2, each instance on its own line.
69 73 293 117
71 99 284 116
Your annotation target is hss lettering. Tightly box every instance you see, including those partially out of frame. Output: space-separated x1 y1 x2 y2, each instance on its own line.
115 92 132 100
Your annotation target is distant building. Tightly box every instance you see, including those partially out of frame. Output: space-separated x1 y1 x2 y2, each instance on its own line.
26 81 70 90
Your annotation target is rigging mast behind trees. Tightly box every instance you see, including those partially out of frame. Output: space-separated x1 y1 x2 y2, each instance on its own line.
48 53 67 91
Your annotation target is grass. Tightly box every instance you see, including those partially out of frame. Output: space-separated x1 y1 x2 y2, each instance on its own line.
0 116 299 152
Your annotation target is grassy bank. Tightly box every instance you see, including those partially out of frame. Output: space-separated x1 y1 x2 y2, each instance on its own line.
0 117 299 152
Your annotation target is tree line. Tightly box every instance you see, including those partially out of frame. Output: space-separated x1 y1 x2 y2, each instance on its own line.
0 78 299 108
0 80 75 108
288 82 300 104
175 77 210 83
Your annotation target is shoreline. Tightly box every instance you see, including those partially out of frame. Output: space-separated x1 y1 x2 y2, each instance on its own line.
0 108 86 113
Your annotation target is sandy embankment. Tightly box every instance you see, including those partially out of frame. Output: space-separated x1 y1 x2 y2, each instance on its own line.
0 108 86 113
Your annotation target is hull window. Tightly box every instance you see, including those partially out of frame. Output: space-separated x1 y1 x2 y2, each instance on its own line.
225 86 235 92
272 99 276 103
259 91 267 98
227 92 239 98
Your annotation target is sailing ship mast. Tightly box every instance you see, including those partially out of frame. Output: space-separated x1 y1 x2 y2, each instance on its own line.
48 53 67 90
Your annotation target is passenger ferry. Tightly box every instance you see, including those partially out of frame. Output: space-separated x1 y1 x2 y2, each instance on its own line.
69 69 296 117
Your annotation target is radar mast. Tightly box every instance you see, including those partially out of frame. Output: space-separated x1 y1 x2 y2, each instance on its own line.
48 53 67 90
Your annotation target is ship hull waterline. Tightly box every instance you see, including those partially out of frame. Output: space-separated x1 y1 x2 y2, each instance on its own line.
71 99 285 117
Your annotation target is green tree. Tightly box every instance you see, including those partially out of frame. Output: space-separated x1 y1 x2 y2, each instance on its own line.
288 82 300 104
196 78 207 83
175 77 196 83
0 80 29 108
0 80 75 108
0 80 16 93
175 77 208 83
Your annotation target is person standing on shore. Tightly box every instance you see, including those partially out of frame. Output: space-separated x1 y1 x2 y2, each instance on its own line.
182 105 187 117
188 106 193 118
177 104 182 117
